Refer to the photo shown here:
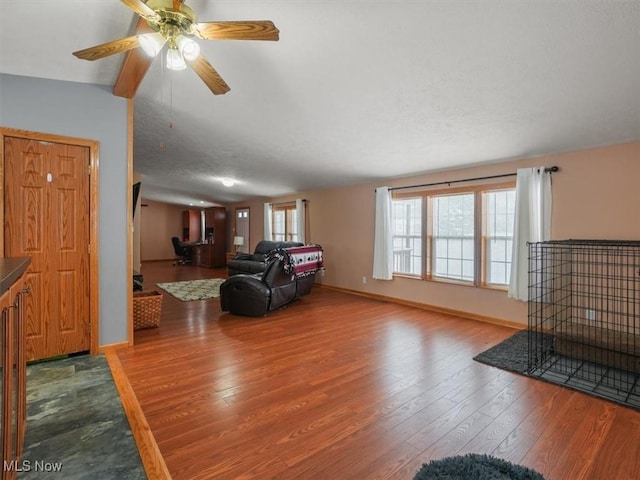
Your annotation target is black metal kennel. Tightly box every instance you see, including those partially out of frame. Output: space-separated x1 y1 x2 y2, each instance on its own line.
527 240 640 408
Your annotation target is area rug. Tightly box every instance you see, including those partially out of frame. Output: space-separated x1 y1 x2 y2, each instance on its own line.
22 355 145 479
156 277 226 301
473 330 533 374
473 330 640 410
414 453 545 479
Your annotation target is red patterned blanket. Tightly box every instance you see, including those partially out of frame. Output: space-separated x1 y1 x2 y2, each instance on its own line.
268 244 324 278
287 245 324 276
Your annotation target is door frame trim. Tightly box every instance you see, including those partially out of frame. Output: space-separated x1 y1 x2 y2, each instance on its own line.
0 127 100 356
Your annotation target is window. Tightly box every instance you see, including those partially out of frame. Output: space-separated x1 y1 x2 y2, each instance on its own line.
484 189 516 285
432 193 475 282
272 204 298 242
391 184 515 288
392 198 422 275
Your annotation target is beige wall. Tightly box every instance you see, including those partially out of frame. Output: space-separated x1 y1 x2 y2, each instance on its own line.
140 200 189 261
230 142 640 326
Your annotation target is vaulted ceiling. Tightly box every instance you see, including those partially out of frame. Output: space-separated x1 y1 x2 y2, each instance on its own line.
2 1 640 206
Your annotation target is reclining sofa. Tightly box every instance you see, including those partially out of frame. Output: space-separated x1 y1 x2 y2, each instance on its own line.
227 240 303 276
220 245 324 317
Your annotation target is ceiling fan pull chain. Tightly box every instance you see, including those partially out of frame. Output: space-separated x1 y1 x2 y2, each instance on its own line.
169 69 174 128
161 50 165 107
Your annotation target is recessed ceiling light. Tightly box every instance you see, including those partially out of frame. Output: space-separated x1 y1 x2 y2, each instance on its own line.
221 178 235 187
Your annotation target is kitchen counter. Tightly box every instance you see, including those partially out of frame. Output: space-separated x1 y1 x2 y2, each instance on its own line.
0 257 31 295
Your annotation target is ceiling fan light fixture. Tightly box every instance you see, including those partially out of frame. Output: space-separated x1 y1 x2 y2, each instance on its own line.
138 32 166 57
166 47 187 70
73 0 279 96
176 35 200 61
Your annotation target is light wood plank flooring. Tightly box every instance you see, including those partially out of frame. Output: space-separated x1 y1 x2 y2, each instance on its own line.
114 261 640 480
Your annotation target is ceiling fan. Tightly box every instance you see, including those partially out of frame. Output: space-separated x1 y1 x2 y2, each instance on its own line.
73 0 279 96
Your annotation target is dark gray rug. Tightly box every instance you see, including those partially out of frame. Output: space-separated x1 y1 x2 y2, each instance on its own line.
414 453 545 479
473 330 532 374
473 329 640 411
21 355 145 479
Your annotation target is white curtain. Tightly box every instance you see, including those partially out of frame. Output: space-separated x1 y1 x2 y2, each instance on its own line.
372 186 393 280
295 198 306 244
200 210 206 243
508 167 552 301
264 203 273 240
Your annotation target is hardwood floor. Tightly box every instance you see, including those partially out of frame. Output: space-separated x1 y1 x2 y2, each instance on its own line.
114 262 640 479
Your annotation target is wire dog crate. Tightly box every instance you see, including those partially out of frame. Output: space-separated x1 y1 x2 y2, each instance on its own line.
527 240 640 408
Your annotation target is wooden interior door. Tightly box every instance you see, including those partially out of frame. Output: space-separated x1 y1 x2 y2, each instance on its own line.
4 136 91 361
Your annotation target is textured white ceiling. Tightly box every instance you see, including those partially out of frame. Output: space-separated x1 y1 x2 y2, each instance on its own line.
2 1 640 206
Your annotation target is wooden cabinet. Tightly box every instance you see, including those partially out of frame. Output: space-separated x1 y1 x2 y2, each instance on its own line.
182 210 201 243
0 258 30 480
194 244 213 268
203 207 227 268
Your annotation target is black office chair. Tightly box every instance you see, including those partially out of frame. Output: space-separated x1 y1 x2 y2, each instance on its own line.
172 236 193 266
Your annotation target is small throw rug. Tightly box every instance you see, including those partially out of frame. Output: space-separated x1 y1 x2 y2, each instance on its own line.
23 355 145 479
156 277 226 301
414 453 545 480
473 330 640 410
473 330 533 374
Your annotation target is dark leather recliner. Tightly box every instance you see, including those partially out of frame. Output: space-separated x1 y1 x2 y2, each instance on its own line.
227 240 303 276
220 245 323 317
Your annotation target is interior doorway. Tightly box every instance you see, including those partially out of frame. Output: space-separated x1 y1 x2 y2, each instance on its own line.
1 129 99 361
234 207 250 253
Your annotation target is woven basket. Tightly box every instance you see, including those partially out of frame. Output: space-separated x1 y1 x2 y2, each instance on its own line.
133 291 163 330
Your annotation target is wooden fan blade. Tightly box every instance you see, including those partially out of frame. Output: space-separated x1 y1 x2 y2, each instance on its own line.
73 36 141 61
113 19 155 98
193 21 279 41
186 55 230 95
120 0 160 21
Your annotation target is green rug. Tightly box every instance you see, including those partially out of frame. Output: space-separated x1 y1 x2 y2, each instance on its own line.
23 355 145 479
414 453 544 479
156 277 226 301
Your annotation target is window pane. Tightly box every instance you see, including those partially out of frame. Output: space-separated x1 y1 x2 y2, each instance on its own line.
462 239 474 259
272 206 298 241
432 193 474 282
448 238 462 260
273 210 285 239
462 259 475 279
435 237 448 257
435 258 447 275
491 262 506 284
485 189 516 285
448 259 462 277
491 239 506 262
391 197 422 275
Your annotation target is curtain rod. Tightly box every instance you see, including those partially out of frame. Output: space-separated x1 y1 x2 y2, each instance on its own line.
386 166 559 192
269 199 308 206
